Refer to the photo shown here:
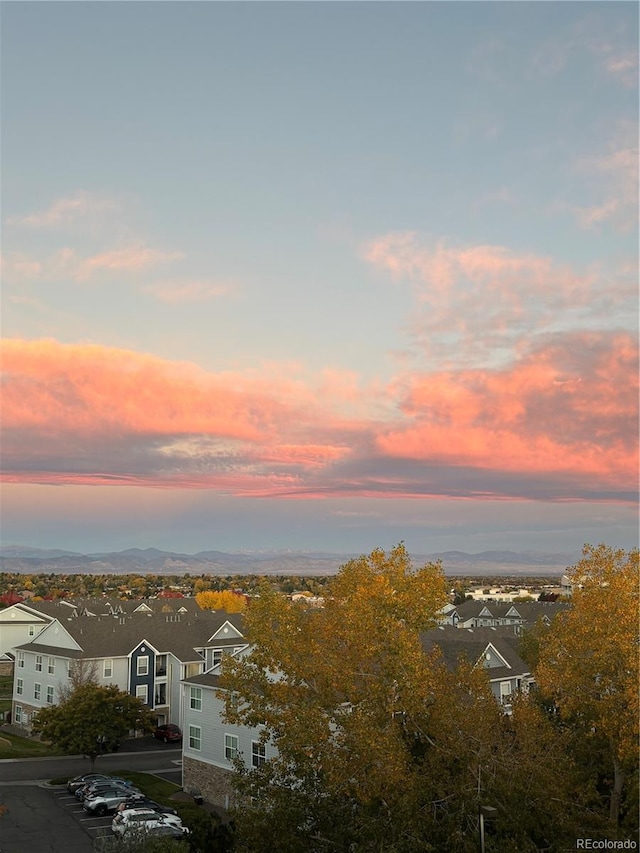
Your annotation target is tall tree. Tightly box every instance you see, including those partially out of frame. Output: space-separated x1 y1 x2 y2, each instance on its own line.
32 682 154 769
535 544 639 826
219 545 447 851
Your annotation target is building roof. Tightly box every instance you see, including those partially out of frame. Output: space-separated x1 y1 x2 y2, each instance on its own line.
15 603 245 662
420 625 531 679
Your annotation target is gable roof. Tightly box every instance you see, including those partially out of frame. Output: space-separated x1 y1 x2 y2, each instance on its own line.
14 604 245 662
420 625 531 679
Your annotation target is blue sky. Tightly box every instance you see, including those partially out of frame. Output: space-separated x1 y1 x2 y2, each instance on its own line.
1 2 638 555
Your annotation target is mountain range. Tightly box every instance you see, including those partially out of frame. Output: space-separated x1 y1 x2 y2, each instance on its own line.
0 545 578 576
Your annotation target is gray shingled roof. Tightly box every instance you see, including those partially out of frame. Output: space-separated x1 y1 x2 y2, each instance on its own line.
16 607 245 662
421 625 530 679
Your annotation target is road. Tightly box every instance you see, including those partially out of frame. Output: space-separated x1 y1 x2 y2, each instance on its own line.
0 738 182 784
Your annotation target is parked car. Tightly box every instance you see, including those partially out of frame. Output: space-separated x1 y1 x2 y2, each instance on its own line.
111 808 186 836
153 724 182 743
121 795 178 815
67 773 112 794
76 777 136 800
83 786 142 816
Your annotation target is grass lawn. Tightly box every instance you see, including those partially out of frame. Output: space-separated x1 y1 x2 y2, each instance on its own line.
0 730 62 759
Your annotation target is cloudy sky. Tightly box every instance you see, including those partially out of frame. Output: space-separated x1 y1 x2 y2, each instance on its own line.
1 2 638 556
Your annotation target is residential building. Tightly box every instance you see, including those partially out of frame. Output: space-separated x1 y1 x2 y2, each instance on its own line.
10 598 246 733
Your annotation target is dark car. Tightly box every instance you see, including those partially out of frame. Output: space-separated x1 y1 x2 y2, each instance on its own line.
123 795 178 816
153 724 182 743
67 773 112 794
76 777 135 800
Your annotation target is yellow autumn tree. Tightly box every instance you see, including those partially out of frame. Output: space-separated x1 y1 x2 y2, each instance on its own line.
219 545 449 851
195 588 247 613
536 543 639 826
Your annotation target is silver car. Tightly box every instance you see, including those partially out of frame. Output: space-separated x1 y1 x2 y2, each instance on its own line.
83 785 142 816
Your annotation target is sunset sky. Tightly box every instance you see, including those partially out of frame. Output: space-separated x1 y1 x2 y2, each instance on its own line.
1 2 638 556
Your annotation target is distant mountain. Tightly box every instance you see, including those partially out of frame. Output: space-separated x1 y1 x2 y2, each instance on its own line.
0 545 576 576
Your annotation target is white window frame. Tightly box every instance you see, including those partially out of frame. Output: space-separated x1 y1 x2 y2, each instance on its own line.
34 682 41 701
103 659 113 679
17 651 24 669
46 685 54 704
189 686 202 711
28 625 35 637
14 705 22 724
47 657 55 675
251 741 266 768
35 655 43 672
136 685 148 704
500 681 512 701
188 725 201 751
137 656 149 676
16 678 23 695
211 649 223 668
225 733 238 762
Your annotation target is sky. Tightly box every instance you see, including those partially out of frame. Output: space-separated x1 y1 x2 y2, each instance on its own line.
1 1 638 557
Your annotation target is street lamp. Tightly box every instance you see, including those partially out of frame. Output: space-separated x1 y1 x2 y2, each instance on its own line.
479 804 498 853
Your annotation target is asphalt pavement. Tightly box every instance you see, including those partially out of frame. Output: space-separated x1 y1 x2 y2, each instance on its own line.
0 738 184 851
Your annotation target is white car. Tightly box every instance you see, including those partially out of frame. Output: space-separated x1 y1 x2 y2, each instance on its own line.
111 808 187 837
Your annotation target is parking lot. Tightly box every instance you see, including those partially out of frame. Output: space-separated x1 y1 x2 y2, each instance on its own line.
0 784 95 853
52 785 120 845
0 764 184 852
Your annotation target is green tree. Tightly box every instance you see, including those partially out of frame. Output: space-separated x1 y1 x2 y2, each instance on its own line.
536 544 639 827
32 682 154 770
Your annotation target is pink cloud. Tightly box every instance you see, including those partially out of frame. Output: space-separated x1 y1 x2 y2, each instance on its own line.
0 337 636 504
6 191 121 228
362 235 635 369
377 331 638 488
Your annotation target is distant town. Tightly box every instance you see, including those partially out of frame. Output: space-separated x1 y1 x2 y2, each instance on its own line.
0 545 574 604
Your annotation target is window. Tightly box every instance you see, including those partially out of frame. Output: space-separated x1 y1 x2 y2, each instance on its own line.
17 652 24 669
225 734 238 762
189 687 202 711
154 682 167 705
35 655 43 672
252 741 266 768
28 625 35 637
136 685 148 704
103 659 113 679
16 678 23 695
14 705 22 724
188 725 201 751
137 656 149 676
155 655 167 676
211 649 223 668
500 682 512 701
47 657 55 675
34 683 41 701
46 686 54 704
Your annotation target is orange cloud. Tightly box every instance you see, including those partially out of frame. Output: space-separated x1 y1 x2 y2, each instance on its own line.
1 336 637 504
378 331 638 487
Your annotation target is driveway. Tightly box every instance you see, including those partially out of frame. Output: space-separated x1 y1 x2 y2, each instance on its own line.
0 784 94 853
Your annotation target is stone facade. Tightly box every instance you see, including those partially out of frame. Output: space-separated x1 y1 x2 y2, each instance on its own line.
183 755 236 810
10 700 39 731
0 660 13 677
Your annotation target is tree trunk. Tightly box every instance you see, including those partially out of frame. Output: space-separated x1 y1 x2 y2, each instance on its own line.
609 752 625 825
